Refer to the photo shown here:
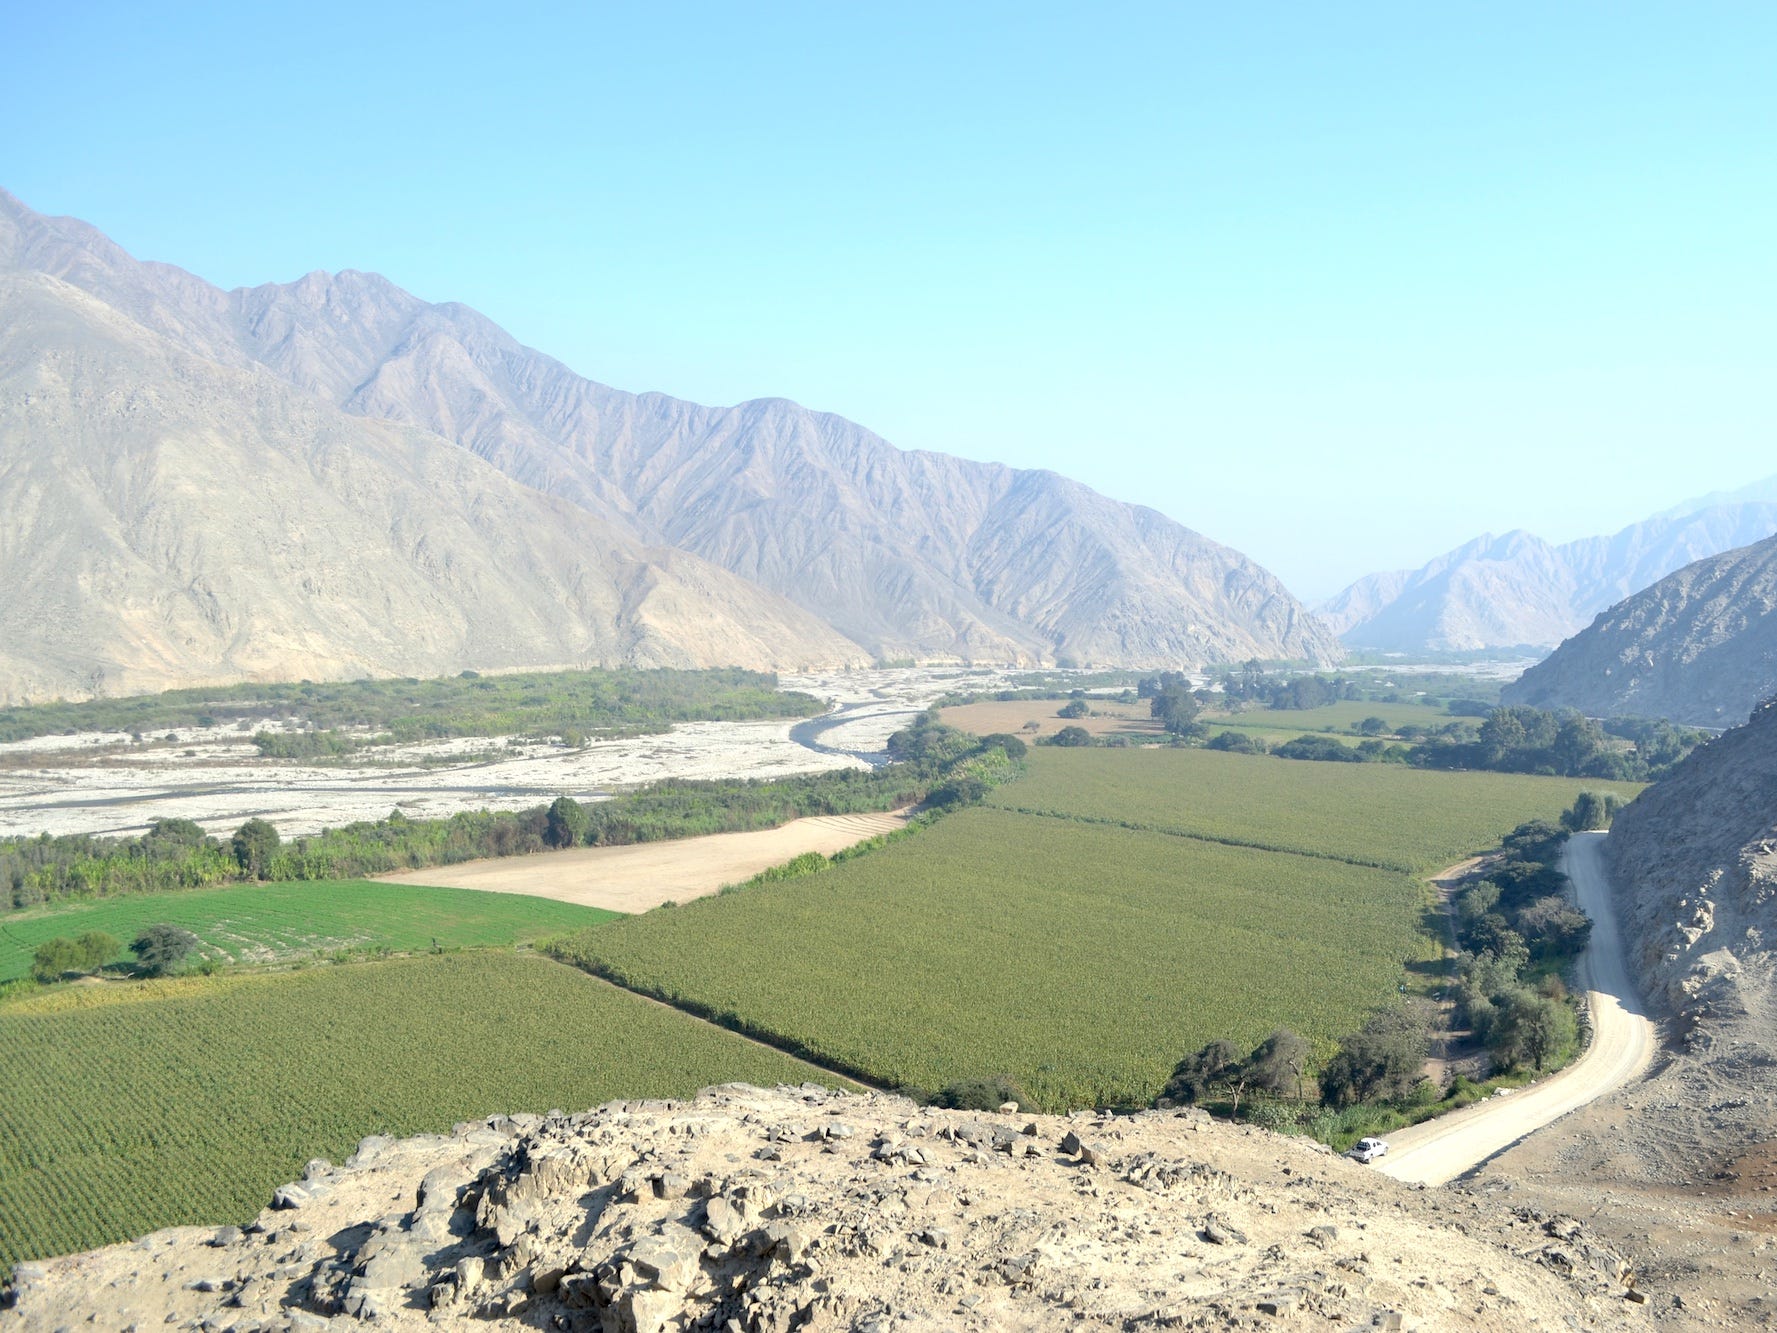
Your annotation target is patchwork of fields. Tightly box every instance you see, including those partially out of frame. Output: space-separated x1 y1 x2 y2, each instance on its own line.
0 881 616 982
0 952 841 1272
552 749 1639 1110
1 741 1649 1276
988 748 1643 872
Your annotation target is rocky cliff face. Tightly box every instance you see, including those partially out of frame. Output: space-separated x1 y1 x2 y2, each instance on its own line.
1321 499 1777 654
1606 699 1777 1031
1 1084 1637 1332
1502 534 1777 726
0 270 867 703
1 187 1340 672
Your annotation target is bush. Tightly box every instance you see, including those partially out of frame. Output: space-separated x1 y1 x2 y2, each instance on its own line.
131 924 201 978
932 1075 1030 1112
1205 730 1266 754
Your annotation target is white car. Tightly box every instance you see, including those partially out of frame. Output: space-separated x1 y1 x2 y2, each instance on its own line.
1348 1137 1389 1164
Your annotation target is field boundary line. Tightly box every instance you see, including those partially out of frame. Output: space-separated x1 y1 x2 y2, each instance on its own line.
993 804 1420 874
544 952 887 1093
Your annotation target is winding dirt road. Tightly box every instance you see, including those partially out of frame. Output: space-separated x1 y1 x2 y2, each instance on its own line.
1376 831 1658 1186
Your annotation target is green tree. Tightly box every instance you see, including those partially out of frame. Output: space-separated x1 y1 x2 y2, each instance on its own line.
74 931 120 974
545 796 591 848
30 937 81 984
1561 790 1623 832
1246 1027 1310 1100
1048 725 1093 747
1318 1008 1429 1107
1057 699 1089 719
1487 987 1575 1071
231 818 281 878
1355 716 1388 737
1160 1038 1244 1105
130 924 200 978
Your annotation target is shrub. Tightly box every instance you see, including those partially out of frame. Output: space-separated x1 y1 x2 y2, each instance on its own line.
131 924 201 978
932 1075 1030 1112
1205 730 1266 754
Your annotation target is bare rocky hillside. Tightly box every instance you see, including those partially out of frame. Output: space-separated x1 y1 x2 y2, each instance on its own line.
1502 534 1777 725
1320 496 1777 654
1 1084 1643 1332
0 270 866 702
1 187 1339 671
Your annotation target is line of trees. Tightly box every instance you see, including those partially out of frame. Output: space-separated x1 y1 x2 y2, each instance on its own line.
3 717 1024 911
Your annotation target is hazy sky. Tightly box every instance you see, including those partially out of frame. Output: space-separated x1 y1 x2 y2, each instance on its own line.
5 3 1773 599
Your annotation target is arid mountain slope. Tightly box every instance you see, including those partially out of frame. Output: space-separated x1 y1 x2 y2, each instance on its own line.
0 272 865 703
1606 697 1777 1026
1 188 1339 668
1502 535 1777 725
1321 498 1777 653
2 1084 1639 1331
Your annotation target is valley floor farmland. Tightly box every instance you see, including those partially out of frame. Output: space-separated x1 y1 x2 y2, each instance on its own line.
0 952 843 1274
377 809 911 912
988 747 1644 872
552 806 1436 1109
552 750 1642 1111
0 880 615 983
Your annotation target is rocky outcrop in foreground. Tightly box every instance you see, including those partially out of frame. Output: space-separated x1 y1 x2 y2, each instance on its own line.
3 1085 1641 1331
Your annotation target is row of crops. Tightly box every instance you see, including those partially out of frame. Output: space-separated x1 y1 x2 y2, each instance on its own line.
986 747 1642 872
0 953 839 1273
550 749 1637 1108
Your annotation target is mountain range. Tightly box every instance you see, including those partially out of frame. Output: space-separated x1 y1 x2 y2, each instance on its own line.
0 189 1338 702
1319 488 1777 654
1502 533 1777 726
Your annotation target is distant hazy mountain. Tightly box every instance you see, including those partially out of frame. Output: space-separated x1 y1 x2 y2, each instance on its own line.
1502 534 1777 726
1 188 1339 672
0 270 868 703
1320 490 1777 653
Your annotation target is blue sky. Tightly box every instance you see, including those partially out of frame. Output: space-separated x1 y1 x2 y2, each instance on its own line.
4 2 1773 598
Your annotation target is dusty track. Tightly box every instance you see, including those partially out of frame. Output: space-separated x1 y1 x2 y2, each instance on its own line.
375 810 911 913
1378 831 1657 1186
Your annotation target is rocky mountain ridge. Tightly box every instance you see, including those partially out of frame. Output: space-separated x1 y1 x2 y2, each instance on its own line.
1 187 1340 677
1320 494 1777 654
1 1083 1640 1332
0 269 867 702
1502 534 1777 725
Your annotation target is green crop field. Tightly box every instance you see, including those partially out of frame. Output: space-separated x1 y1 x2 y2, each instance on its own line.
551 806 1437 1112
988 747 1642 872
0 951 841 1274
1200 699 1458 739
0 880 617 982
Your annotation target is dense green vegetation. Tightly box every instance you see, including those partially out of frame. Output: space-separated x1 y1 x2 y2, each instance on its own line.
1409 705 1709 781
0 665 818 746
0 952 842 1274
0 880 615 983
548 805 1436 1110
985 747 1641 873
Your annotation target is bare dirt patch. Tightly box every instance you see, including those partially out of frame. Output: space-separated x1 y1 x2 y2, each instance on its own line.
375 810 913 913
939 698 1158 740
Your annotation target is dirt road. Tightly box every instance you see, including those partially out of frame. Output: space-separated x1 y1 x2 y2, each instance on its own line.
376 810 911 913
1376 831 1657 1186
